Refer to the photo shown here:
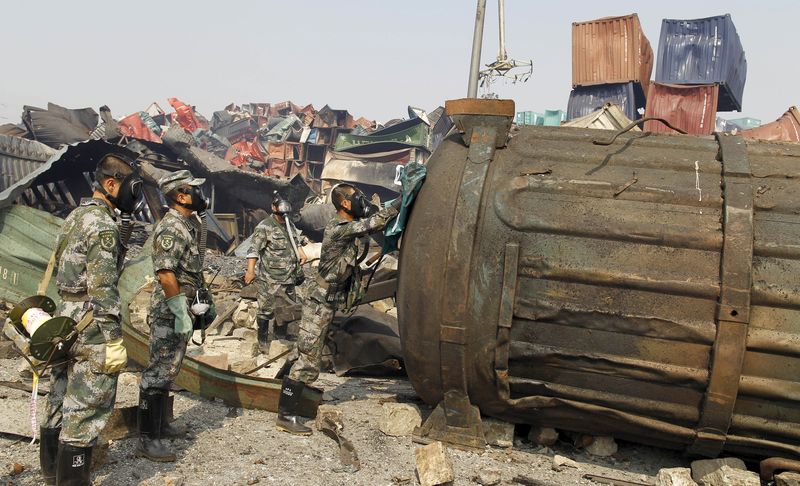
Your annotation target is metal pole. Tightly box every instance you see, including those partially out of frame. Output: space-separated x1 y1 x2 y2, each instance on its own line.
467 0 487 98
498 0 506 62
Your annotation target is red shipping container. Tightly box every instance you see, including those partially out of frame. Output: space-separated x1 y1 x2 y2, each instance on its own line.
644 83 719 135
741 107 800 142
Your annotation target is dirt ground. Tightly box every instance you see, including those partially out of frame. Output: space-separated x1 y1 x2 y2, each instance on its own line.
0 354 693 486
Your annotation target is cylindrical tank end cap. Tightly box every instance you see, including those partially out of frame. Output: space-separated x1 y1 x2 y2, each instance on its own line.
445 99 515 148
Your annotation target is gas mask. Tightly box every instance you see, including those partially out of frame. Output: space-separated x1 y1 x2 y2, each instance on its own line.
95 164 144 215
176 185 208 213
346 189 378 219
272 191 292 215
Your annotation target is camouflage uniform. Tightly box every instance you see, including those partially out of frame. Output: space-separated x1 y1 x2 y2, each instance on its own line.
140 209 203 391
248 216 306 325
44 198 121 447
289 205 399 384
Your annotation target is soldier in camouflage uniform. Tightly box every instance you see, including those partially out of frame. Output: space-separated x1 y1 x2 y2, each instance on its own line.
245 192 307 352
276 184 400 435
137 170 212 462
41 154 141 486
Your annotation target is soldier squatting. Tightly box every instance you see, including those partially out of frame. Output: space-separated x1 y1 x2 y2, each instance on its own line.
30 150 402 485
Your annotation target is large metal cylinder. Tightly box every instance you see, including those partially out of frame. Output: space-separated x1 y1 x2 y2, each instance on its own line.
398 115 800 459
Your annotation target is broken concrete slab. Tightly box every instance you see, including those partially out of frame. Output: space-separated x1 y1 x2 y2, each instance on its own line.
656 468 698 486
691 458 747 483
229 357 258 375
232 328 257 340
527 426 558 446
586 436 618 457
315 405 344 432
698 465 759 486
232 300 257 329
481 417 514 448
195 354 229 370
268 340 290 360
239 340 260 358
776 472 800 486
415 442 454 486
379 402 422 437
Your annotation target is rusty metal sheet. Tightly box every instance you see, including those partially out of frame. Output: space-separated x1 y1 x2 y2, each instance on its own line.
644 83 719 135
572 14 653 94
741 107 800 143
399 118 800 459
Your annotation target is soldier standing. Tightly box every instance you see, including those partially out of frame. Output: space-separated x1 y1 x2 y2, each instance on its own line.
137 170 213 462
244 192 307 352
40 153 142 485
276 184 400 435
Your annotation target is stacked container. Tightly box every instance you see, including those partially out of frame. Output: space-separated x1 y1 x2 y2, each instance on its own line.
646 14 747 135
655 14 747 112
568 14 653 121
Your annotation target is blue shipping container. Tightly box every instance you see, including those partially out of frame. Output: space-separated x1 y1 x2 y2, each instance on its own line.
567 82 646 121
654 14 747 112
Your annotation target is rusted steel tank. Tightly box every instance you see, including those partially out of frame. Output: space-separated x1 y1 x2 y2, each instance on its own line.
398 99 800 459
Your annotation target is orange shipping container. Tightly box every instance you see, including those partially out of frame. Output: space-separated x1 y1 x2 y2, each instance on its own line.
572 14 653 93
741 107 800 142
644 83 719 135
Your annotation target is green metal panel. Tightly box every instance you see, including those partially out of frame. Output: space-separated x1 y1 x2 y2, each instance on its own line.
0 205 61 303
334 122 429 152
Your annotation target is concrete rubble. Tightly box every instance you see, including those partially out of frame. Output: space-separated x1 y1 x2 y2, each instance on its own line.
481 417 515 448
378 402 422 437
585 436 618 457
414 442 454 486
690 458 748 483
656 467 698 486
777 472 800 486
697 465 760 486
527 426 559 446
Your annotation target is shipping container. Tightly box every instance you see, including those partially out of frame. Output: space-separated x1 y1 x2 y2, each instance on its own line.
543 110 566 126
655 14 747 112
572 14 653 93
567 82 645 121
741 107 800 142
644 83 719 135
515 111 544 126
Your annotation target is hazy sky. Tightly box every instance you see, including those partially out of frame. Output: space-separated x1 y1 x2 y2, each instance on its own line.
1 1 796 125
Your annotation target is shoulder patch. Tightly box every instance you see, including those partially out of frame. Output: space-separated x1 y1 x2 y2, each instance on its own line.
159 234 175 251
99 230 117 251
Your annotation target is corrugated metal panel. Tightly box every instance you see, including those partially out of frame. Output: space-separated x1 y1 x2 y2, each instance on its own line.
567 82 645 121
741 107 800 143
563 103 639 131
655 15 747 112
572 14 653 93
644 83 719 135
0 135 56 192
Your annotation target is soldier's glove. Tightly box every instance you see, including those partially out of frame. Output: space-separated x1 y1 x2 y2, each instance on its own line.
103 338 128 374
167 294 194 340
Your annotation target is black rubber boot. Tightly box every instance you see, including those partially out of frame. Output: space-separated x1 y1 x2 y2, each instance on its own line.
275 378 313 436
273 321 288 341
39 427 60 485
256 316 271 353
55 442 92 486
135 389 176 462
159 390 186 438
